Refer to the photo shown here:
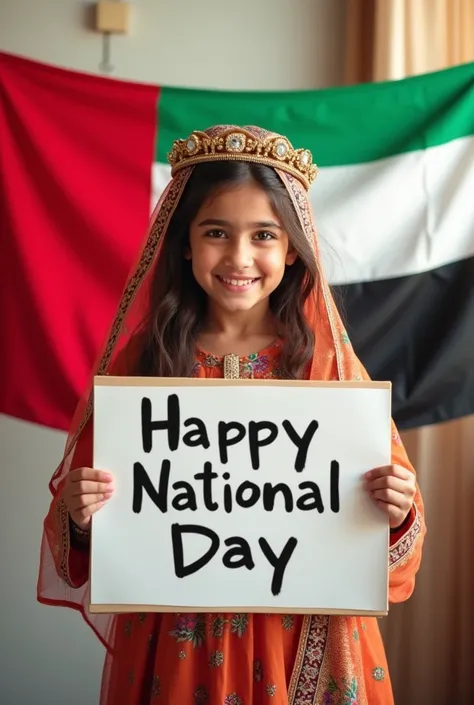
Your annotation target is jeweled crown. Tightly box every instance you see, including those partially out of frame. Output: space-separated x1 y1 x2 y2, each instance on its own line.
167 125 318 190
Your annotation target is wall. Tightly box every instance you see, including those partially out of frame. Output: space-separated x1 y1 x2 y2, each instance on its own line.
0 1 346 704
0 0 346 89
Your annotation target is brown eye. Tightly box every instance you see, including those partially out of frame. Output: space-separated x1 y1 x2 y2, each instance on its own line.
254 231 276 241
205 229 227 239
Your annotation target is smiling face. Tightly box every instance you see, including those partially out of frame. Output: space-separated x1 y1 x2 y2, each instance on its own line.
187 182 297 319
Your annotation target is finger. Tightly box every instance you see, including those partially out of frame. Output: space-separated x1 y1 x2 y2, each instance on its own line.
366 476 415 495
69 493 112 512
70 467 114 483
373 499 393 516
365 465 412 482
71 500 106 523
71 480 115 496
373 499 406 524
371 488 412 509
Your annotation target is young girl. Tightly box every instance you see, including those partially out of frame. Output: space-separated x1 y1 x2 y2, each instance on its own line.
38 125 425 705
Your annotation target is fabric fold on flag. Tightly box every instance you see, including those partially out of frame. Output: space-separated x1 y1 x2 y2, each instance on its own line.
0 52 159 431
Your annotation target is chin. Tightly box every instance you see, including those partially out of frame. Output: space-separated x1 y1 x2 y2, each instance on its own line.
218 299 260 313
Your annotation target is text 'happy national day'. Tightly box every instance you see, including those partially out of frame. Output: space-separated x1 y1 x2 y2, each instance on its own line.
130 393 341 596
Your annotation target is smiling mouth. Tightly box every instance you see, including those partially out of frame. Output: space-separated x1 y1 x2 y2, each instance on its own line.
215 275 261 290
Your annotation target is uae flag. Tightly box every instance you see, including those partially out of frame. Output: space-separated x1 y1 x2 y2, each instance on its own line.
1 51 474 442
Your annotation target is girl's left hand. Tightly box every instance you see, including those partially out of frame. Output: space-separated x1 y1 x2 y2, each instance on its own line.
365 465 416 529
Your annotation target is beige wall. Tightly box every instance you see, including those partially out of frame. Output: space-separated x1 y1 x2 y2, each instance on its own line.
0 0 346 89
0 1 346 703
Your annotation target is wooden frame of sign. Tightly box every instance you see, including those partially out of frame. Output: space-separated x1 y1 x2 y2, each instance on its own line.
89 376 392 617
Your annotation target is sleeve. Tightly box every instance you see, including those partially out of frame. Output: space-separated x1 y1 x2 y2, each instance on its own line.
387 420 426 603
353 359 426 602
46 338 138 589
45 417 94 589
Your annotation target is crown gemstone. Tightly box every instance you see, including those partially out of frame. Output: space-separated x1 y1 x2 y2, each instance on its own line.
226 133 246 152
274 141 289 158
300 150 311 166
186 137 198 153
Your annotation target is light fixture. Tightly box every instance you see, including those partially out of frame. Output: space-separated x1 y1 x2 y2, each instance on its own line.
94 1 131 74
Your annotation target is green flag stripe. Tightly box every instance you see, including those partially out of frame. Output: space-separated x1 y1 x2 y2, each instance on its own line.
156 62 474 168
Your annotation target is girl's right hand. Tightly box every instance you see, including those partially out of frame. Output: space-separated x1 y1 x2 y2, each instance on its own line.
63 467 114 530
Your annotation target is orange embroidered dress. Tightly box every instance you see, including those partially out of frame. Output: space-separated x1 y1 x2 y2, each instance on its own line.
48 341 423 705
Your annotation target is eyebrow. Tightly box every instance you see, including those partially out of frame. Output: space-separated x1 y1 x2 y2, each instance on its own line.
197 218 283 229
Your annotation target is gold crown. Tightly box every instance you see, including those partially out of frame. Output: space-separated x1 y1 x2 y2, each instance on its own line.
167 125 318 190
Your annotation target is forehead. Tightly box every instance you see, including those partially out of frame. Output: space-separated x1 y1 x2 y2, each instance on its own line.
195 182 280 222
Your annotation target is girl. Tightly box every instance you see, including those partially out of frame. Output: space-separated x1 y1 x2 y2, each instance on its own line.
38 125 425 705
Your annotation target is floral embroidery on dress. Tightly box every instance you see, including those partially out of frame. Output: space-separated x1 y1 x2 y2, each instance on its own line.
138 612 147 625
178 650 186 659
151 675 161 698
124 619 132 637
230 613 249 637
202 353 221 368
209 651 224 667
372 666 385 681
224 693 243 705
194 685 208 704
242 354 271 375
352 629 359 641
194 340 282 380
341 332 350 344
253 658 264 682
127 669 134 684
169 614 206 648
282 615 294 631
322 676 358 705
210 615 228 637
266 684 277 696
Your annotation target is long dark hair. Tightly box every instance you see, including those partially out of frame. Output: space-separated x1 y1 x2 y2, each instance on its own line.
134 161 317 379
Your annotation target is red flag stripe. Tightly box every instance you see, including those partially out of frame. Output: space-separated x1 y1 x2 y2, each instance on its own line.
0 52 159 430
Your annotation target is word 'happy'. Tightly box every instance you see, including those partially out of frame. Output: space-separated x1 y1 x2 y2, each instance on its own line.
132 394 340 596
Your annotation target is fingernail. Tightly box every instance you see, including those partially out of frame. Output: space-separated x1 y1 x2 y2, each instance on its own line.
365 471 372 479
104 490 114 499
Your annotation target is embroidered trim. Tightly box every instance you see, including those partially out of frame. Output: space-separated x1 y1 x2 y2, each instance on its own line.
389 504 423 570
57 497 73 586
276 170 346 381
288 615 329 704
70 518 91 543
223 353 240 379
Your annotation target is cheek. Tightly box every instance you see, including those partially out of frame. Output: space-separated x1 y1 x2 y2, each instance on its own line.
191 244 219 276
258 246 289 275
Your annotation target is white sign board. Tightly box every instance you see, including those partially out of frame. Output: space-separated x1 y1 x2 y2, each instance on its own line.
90 378 391 615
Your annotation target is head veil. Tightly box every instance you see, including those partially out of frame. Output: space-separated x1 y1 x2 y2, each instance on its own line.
37 125 406 650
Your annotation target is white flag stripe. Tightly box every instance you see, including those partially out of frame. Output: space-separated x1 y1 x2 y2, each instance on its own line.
152 134 474 285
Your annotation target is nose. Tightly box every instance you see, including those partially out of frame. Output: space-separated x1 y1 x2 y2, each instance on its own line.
225 237 254 270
